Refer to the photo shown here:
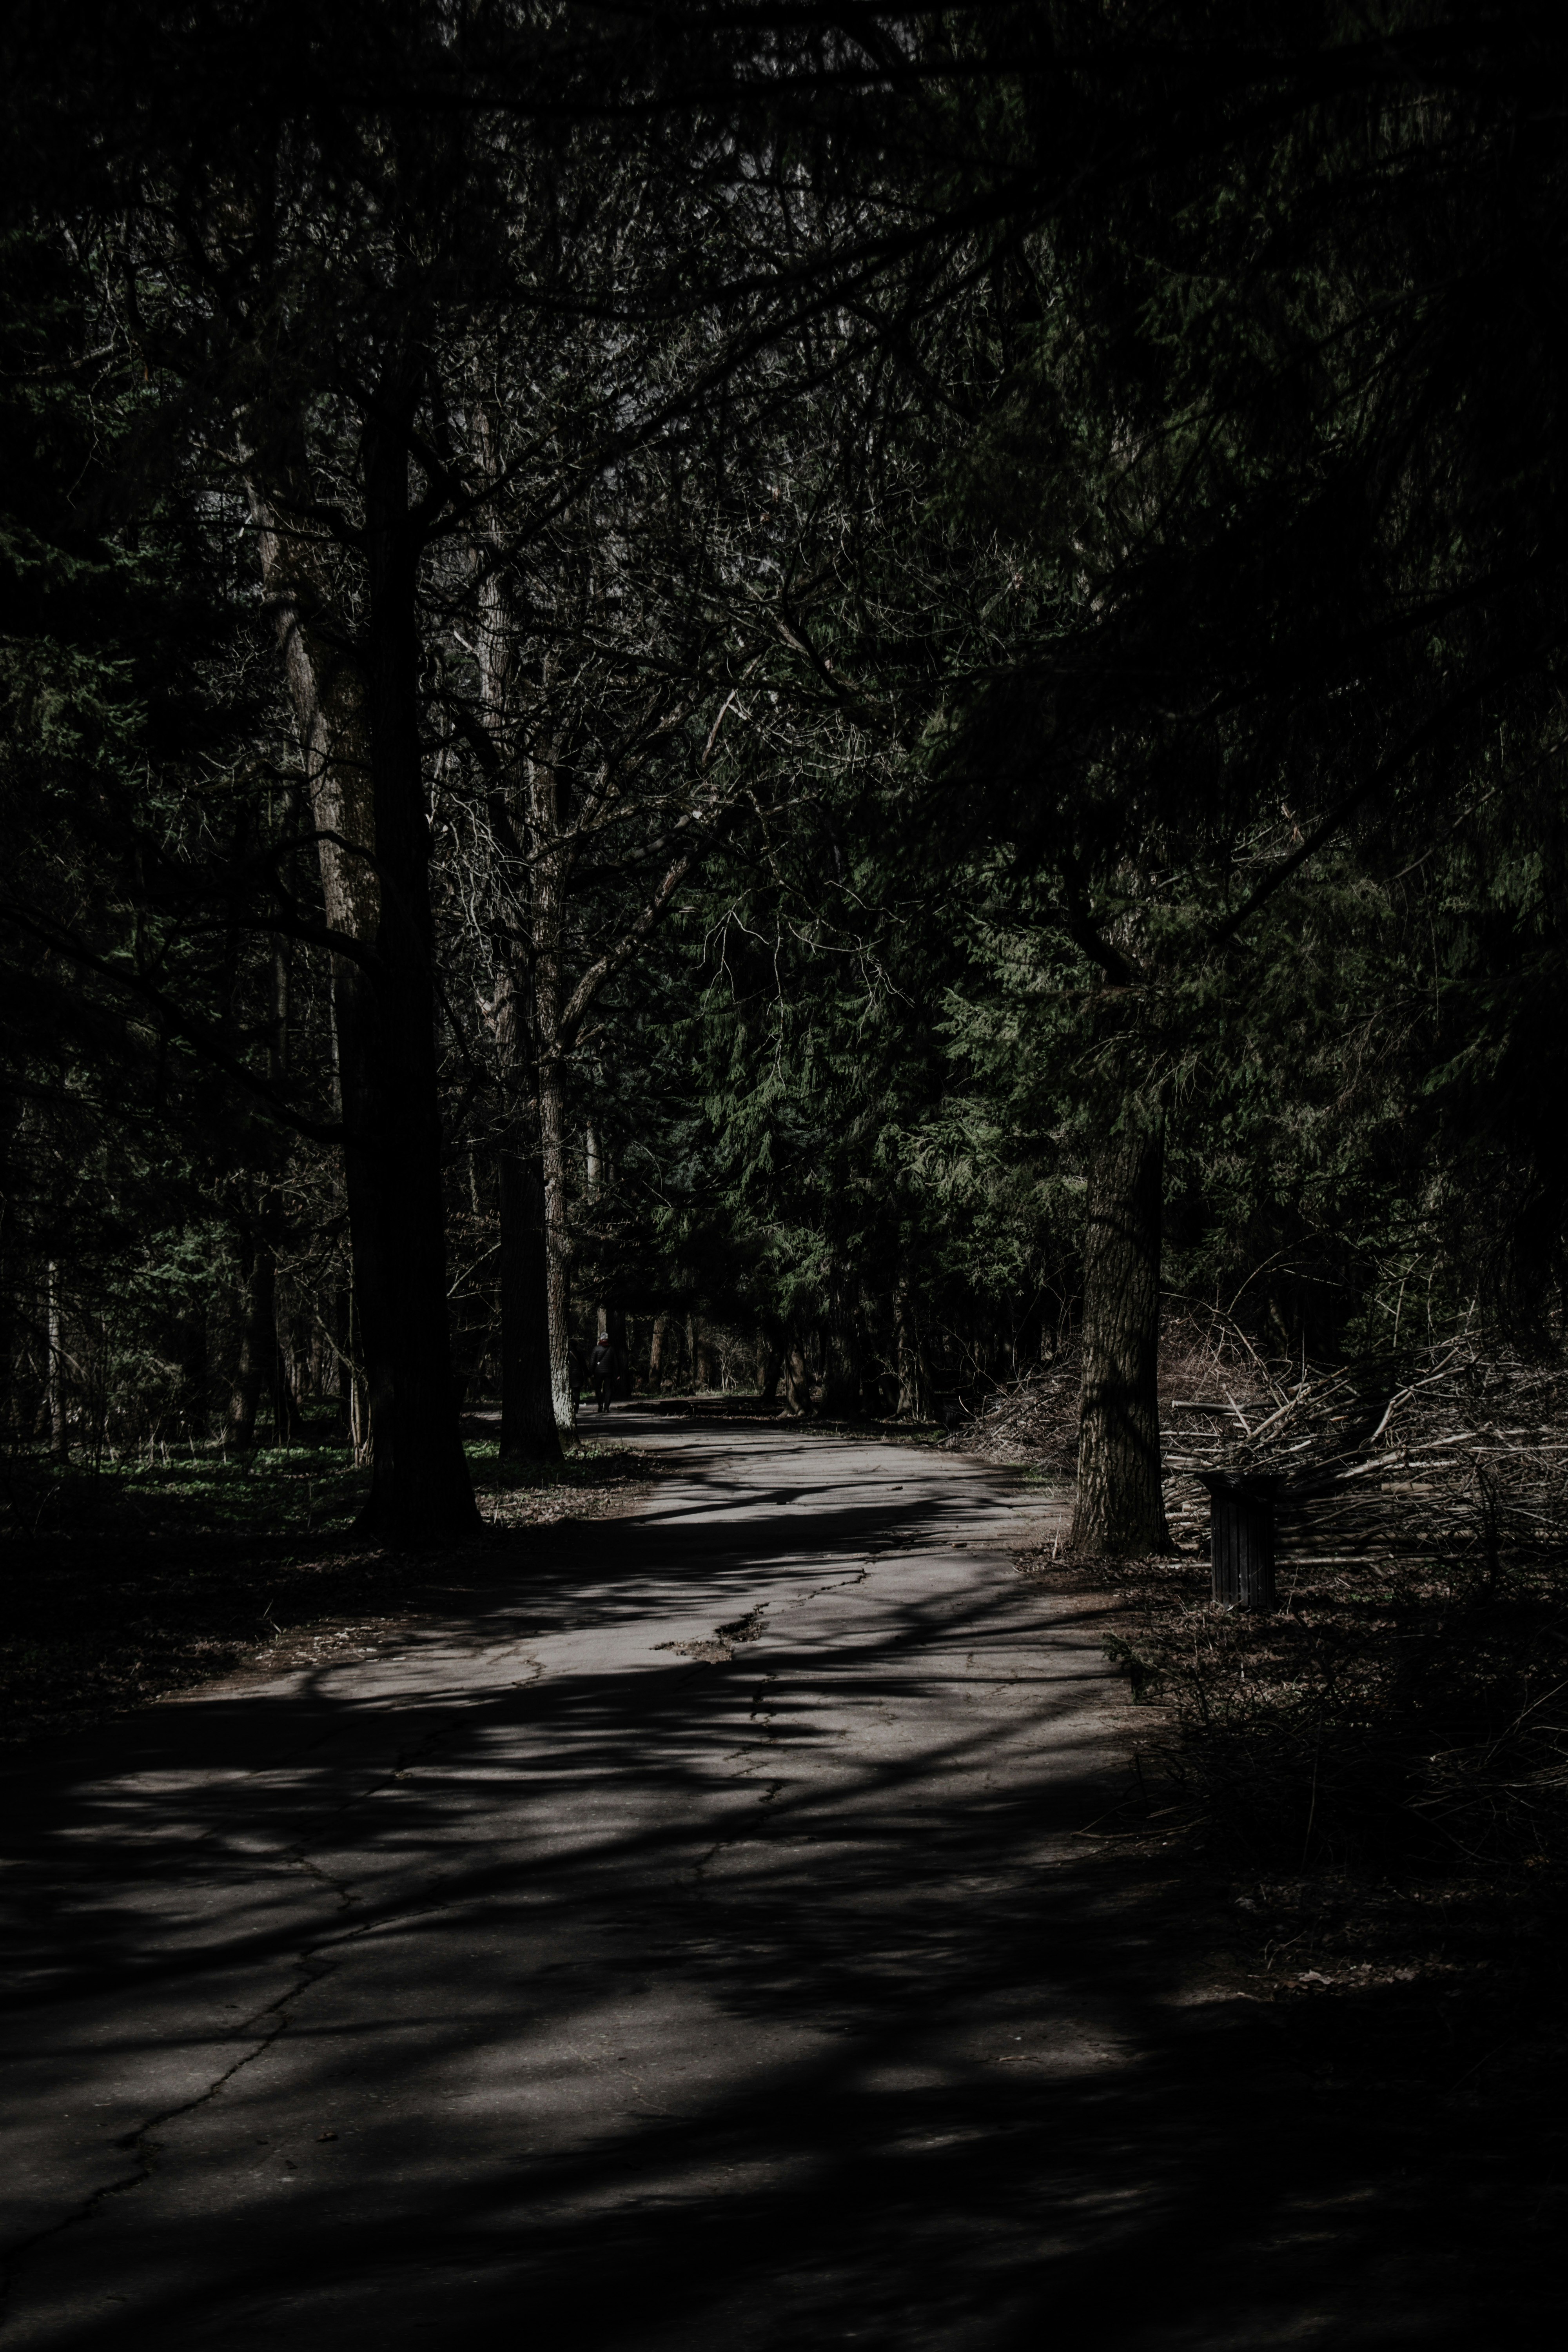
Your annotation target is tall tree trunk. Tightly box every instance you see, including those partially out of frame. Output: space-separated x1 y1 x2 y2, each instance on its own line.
498 1140 561 1461
1069 1117 1170 1556
228 1223 292 1458
347 1281 368 1459
587 1134 627 1390
691 1314 715 1392
230 1221 267 1449
528 740 578 1437
649 1312 670 1388
251 409 477 1539
260 936 303 1445
265 1285 304 1443
45 1261 66 1457
354 390 477 1535
538 1049 575 1434
230 1214 300 1448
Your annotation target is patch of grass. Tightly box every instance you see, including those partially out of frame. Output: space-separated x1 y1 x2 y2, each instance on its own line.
2 1436 367 1543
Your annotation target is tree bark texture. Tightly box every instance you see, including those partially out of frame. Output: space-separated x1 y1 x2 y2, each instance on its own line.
498 1143 561 1461
229 1230 265 1449
1069 1118 1171 1556
252 403 477 1539
785 1338 813 1414
45 1262 65 1456
526 744 579 1436
691 1315 715 1392
354 394 477 1533
538 1051 576 1434
230 938 303 1450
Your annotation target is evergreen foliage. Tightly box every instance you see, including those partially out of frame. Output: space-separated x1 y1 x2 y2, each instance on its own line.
4 2 1567 1540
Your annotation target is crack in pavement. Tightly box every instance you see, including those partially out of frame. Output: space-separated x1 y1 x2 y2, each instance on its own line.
0 1417 1147 2348
0 1875 470 2323
0 1946 341 2317
793 1565 870 1602
286 1850 358 1911
0 1660 555 2321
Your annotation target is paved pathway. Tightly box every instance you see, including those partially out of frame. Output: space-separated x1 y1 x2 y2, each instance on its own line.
2 1416 1474 2349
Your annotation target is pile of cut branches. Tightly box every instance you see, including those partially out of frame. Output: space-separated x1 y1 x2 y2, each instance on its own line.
950 1345 1083 1472
1160 1334 1568 1570
951 1316 1277 1474
1058 1334 1568 1891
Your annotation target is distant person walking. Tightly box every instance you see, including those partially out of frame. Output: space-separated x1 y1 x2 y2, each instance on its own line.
590 1335 615 1413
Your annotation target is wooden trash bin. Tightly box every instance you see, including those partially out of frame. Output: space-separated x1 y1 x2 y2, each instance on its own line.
1196 1471 1285 1611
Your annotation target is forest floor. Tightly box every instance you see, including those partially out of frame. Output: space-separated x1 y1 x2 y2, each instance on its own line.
1 1410 1563 2347
0 1435 655 1750
965 1332 1568 2343
963 1337 1568 1975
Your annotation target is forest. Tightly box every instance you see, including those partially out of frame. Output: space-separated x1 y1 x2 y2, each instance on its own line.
5 4 1568 1698
9 9 1568 2337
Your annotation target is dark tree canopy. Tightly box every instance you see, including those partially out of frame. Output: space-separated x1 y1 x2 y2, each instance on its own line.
2 0 1566 1553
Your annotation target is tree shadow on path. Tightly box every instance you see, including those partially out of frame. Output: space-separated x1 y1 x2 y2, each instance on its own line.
1 1425 1556 2348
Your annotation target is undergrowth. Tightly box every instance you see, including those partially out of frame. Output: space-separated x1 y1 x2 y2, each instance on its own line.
1099 1545 1568 1893
1022 1328 1568 2018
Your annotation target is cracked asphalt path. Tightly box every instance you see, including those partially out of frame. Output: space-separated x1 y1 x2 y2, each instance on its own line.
4 1415 1483 2350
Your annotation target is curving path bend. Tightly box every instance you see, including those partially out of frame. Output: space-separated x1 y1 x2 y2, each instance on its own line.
3 1414 1471 2350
